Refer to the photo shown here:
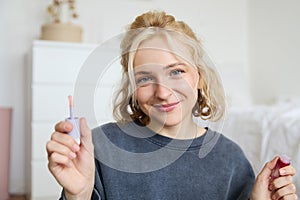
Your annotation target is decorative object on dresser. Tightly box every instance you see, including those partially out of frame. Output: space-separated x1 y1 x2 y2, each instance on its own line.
40 0 82 43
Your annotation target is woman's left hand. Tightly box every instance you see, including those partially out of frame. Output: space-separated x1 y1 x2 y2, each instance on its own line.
250 156 297 200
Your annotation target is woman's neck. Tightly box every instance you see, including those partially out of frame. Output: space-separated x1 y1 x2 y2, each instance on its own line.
147 118 206 140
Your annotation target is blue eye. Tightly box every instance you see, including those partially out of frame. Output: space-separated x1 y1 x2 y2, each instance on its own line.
170 69 184 76
136 76 153 86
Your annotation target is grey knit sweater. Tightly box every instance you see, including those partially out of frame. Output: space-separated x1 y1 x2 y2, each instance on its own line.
61 122 254 200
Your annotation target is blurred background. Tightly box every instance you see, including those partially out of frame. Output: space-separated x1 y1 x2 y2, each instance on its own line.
0 0 299 198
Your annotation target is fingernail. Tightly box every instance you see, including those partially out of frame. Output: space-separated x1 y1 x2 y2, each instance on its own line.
64 124 71 130
69 152 76 159
72 144 80 152
279 168 286 175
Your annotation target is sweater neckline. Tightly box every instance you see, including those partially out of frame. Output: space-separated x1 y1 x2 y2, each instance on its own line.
120 122 220 151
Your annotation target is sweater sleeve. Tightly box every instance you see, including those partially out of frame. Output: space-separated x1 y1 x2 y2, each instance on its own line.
59 188 101 200
229 153 255 200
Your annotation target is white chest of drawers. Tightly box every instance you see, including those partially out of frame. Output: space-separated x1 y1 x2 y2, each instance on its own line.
26 40 100 200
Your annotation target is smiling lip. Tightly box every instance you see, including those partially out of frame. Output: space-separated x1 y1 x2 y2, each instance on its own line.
153 102 181 112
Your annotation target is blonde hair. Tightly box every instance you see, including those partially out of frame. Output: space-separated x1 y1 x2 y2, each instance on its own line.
113 11 225 125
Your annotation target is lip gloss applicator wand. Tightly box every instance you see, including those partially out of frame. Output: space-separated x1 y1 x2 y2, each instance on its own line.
66 95 80 144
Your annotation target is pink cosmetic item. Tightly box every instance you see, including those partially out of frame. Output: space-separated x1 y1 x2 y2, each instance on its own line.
271 155 291 180
66 95 80 144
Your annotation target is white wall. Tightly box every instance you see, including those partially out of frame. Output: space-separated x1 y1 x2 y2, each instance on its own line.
248 0 300 104
1 0 299 195
0 0 48 194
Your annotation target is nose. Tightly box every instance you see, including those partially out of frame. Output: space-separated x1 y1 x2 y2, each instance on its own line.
154 83 172 100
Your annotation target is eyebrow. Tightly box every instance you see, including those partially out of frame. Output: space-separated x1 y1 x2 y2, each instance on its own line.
134 70 152 76
164 62 186 69
134 62 186 76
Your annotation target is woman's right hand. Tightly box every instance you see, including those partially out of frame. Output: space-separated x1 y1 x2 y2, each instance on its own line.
46 118 95 200
250 156 297 200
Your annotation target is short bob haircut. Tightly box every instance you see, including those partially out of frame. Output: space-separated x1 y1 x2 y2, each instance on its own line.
113 11 225 125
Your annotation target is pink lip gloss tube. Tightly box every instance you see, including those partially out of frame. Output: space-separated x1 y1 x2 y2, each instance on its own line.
66 95 80 144
271 155 291 180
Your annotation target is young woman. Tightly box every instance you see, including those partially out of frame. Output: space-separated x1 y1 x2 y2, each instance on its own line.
47 11 297 200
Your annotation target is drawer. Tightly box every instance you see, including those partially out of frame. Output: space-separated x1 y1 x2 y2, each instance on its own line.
32 84 74 121
32 41 96 84
32 122 55 161
31 161 61 199
31 40 123 86
32 85 115 123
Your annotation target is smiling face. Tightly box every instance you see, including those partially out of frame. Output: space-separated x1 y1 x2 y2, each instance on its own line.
133 36 201 130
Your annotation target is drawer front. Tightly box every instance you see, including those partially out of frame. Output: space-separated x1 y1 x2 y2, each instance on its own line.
32 45 95 84
32 85 115 123
32 122 55 161
32 84 74 121
31 161 61 199
32 42 123 86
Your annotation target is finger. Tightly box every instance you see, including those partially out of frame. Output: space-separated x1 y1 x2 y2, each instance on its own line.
282 193 299 200
79 118 90 138
78 117 94 156
271 183 297 200
46 140 77 160
280 165 296 176
79 118 92 144
257 156 279 181
281 193 298 200
50 132 80 153
271 176 293 190
54 121 73 133
48 152 73 169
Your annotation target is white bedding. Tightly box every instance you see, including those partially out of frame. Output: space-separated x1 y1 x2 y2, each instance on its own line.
222 100 300 195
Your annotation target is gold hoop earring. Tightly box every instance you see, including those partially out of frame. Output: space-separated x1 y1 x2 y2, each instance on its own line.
128 96 140 113
192 89 202 116
127 96 149 125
